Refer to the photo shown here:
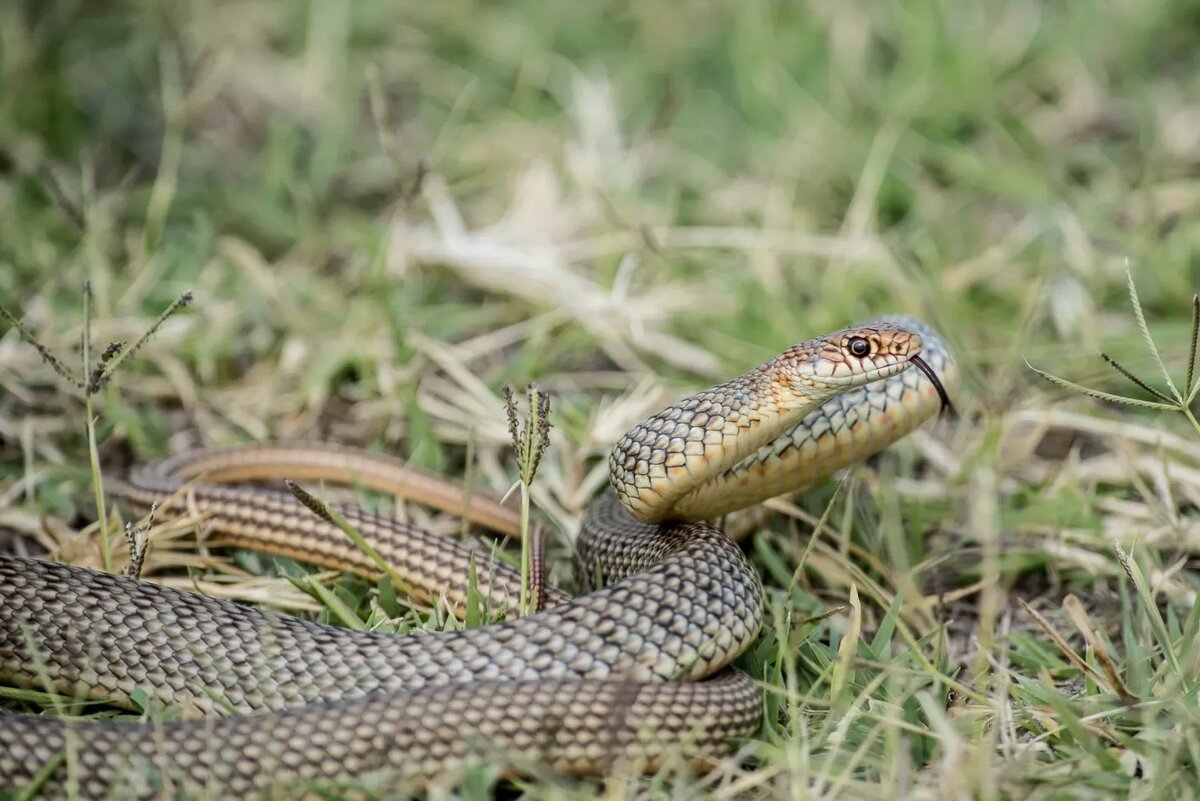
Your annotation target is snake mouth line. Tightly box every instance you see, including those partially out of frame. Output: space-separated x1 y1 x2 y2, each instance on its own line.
909 355 954 417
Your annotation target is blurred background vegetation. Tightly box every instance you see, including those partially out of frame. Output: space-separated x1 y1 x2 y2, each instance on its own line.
3 0 1200 798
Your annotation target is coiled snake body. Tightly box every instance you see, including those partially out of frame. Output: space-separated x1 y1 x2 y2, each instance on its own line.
0 315 956 798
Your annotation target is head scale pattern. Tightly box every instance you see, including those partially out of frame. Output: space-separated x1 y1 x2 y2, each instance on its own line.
776 322 923 389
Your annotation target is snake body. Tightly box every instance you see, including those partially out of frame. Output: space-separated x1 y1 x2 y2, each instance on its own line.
0 315 957 798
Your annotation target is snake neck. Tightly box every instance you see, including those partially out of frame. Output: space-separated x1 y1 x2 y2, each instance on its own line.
608 368 839 524
609 316 955 525
671 337 959 520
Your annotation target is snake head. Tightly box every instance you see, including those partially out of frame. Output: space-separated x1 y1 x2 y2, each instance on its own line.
780 321 923 391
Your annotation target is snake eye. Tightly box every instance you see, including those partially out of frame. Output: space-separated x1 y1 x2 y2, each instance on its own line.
847 337 871 358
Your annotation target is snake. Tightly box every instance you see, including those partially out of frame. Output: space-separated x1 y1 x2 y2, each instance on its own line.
0 314 956 799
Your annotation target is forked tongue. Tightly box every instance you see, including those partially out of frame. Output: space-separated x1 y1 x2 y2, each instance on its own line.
909 355 955 417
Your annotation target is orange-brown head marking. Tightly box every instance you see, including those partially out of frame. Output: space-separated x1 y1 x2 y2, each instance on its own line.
774 321 923 392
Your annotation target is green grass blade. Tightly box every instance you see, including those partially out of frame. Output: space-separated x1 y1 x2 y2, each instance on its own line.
303 578 366 630
1113 542 1181 676
284 480 416 599
13 749 67 801
1037 672 1121 771
465 554 483 629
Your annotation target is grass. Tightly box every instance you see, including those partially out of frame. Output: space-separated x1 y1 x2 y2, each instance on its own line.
3 0 1200 798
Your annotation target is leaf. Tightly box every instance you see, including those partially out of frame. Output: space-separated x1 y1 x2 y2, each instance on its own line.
1180 582 1200 664
13 748 66 801
465 554 482 629
831 583 861 702
1113 541 1181 676
1024 358 1179 410
1037 671 1122 771
284 480 416 599
376 573 401 618
130 688 151 713
1061 594 1139 704
304 578 366 631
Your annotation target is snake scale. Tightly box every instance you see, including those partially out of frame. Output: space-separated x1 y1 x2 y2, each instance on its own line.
0 315 956 799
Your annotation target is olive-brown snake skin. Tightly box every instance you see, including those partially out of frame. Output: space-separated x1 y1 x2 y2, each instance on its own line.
0 315 957 799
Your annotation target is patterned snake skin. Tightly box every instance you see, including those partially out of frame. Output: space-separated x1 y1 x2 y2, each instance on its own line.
0 316 957 798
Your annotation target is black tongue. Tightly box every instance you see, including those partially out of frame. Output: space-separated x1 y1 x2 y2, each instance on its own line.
909 355 955 418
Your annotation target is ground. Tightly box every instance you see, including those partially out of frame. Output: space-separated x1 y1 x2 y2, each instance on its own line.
1 1 1200 799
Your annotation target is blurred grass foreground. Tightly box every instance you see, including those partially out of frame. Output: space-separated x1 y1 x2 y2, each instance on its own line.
4 1 1200 799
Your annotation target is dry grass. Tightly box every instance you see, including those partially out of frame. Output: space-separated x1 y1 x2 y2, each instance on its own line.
3 0 1200 798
